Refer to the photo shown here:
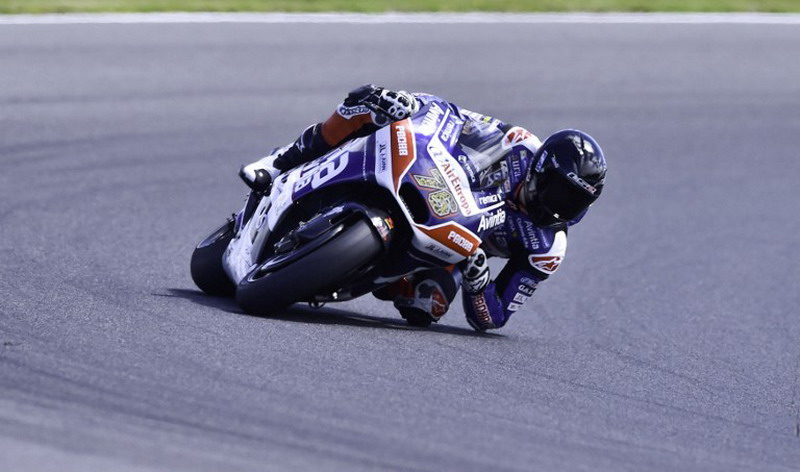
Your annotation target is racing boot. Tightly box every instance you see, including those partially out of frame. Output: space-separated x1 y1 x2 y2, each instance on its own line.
239 121 335 194
239 148 286 194
389 269 458 327
394 280 449 327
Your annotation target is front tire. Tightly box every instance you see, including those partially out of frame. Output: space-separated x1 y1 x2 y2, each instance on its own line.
235 218 382 315
190 219 235 296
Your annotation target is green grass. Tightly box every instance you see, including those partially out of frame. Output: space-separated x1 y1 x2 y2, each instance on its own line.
1 0 799 13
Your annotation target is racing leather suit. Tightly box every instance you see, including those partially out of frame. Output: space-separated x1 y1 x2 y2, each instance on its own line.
251 86 577 331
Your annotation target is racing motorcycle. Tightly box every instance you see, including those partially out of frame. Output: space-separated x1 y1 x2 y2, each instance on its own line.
190 98 508 318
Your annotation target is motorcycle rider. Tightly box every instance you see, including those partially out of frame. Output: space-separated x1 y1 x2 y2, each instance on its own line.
239 85 607 331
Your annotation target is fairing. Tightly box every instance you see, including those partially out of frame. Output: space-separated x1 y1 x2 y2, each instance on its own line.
261 98 511 271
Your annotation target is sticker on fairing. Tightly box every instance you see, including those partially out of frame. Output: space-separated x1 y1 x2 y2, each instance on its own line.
428 190 458 217
413 169 447 190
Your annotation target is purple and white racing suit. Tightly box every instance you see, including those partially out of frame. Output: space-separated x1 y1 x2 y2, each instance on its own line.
264 89 583 330
413 94 577 331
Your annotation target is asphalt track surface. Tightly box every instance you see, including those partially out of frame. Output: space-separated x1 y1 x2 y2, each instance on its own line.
1 17 800 472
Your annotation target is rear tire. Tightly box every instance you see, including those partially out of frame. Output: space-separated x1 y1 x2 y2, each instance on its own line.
235 218 382 315
190 219 236 296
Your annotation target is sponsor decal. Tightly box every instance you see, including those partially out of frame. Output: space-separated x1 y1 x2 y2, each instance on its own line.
528 255 563 274
423 242 456 260
413 168 446 190
377 142 388 173
439 118 457 145
521 220 541 250
455 152 477 182
517 283 536 296
420 101 445 134
426 107 478 216
447 230 475 252
503 126 533 149
471 293 493 325
395 126 409 156
567 171 598 195
478 193 501 205
293 153 349 192
416 223 481 258
390 120 416 190
511 154 523 180
441 161 473 215
520 277 537 287
412 169 458 218
477 208 506 232
428 190 459 217
337 104 370 118
508 281 535 312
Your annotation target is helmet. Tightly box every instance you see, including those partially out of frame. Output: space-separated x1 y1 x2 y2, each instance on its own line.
523 129 607 227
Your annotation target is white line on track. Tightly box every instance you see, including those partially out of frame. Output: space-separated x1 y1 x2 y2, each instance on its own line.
1 12 800 25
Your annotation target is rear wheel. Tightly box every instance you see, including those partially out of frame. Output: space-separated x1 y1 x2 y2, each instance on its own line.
235 217 382 315
190 219 235 296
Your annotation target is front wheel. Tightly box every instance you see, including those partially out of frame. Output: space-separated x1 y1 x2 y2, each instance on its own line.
235 217 383 315
190 219 235 296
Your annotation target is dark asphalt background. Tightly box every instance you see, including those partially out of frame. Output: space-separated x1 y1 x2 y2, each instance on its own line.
1 20 799 471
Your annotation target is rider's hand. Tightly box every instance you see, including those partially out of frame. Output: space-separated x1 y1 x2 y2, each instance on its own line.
345 84 419 126
460 247 490 294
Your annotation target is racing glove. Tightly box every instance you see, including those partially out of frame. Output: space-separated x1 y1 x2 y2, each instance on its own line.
460 247 490 294
345 84 419 126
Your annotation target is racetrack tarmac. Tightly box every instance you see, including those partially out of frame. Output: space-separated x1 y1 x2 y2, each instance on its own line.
1 17 799 472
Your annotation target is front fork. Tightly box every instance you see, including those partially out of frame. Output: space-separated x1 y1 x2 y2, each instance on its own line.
233 190 265 235
224 191 272 285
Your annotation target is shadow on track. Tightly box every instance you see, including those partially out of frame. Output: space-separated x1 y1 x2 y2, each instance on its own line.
159 288 497 338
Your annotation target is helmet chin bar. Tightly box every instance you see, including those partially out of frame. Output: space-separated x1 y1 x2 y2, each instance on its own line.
527 198 566 228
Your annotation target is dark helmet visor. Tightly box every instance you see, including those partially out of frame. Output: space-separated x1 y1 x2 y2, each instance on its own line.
529 170 597 226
